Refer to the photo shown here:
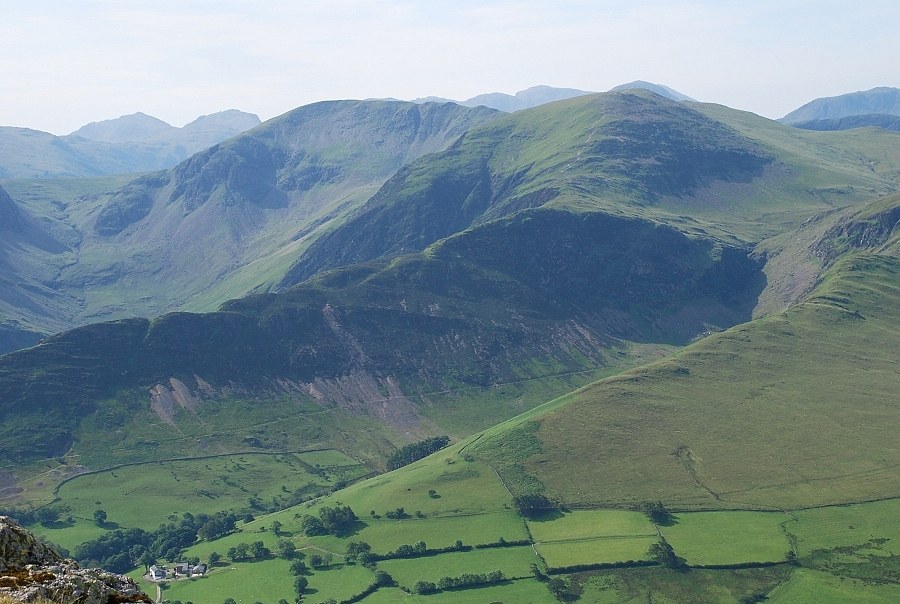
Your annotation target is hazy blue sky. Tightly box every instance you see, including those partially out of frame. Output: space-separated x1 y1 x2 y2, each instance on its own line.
3 0 898 134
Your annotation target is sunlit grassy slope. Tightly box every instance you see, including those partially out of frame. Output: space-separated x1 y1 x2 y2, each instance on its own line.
473 253 899 510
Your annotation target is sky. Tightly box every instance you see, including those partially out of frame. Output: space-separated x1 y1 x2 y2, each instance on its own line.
2 0 898 135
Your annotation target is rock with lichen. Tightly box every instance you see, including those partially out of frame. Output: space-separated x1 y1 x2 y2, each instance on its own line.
0 516 151 603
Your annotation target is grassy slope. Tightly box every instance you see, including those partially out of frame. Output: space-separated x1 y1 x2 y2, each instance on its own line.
474 254 899 509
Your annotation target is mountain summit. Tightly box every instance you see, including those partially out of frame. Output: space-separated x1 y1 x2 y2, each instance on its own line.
609 80 695 101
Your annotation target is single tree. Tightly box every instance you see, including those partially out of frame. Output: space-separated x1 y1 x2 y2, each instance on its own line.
92 509 108 526
547 576 569 598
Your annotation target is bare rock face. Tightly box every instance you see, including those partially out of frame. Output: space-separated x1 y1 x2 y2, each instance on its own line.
0 516 151 603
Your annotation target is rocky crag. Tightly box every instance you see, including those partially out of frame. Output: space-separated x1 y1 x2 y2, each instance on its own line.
0 517 150 604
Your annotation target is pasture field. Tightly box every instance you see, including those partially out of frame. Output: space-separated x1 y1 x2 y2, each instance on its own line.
536 536 657 569
355 511 527 553
377 545 539 588
527 508 656 542
659 511 791 566
362 579 554 603
578 566 793 604
316 453 514 517
51 450 367 532
786 498 900 556
32 517 107 553
767 567 900 603
160 558 295 603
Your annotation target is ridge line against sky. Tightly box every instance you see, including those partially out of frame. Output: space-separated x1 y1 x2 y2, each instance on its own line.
2 0 898 135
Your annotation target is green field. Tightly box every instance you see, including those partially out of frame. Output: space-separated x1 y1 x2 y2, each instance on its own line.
537 536 657 568
660 511 791 566
767 567 900 603
356 511 527 553
304 454 514 518
787 499 900 556
160 558 295 603
363 580 554 603
50 450 366 531
579 567 793 604
377 546 539 588
528 509 656 542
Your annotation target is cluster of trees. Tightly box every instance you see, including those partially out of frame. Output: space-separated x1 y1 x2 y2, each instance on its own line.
73 511 237 573
300 504 358 537
412 570 505 594
639 500 675 525
344 541 373 565
386 436 450 470
512 493 557 518
1 505 67 527
225 541 271 562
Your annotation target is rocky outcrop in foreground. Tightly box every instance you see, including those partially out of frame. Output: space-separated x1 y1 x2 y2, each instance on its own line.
0 516 150 604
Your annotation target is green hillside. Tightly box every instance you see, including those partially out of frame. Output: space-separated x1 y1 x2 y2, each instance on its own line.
281 90 900 285
0 205 761 469
471 252 900 509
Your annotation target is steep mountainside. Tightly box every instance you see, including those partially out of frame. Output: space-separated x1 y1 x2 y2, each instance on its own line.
780 86 900 123
0 206 763 465
0 101 500 352
0 184 75 355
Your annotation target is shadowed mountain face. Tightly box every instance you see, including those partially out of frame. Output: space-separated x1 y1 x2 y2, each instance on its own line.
0 206 765 462
0 185 21 232
791 113 900 132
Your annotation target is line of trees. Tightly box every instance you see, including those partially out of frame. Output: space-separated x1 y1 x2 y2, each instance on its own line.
412 570 505 594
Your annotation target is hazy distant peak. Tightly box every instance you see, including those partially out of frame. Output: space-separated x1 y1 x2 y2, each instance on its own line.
781 87 900 123
460 85 594 112
70 112 174 143
609 80 695 102
182 110 261 133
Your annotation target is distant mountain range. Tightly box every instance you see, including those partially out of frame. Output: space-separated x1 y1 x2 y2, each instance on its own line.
413 81 694 111
780 86 900 127
0 110 260 178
